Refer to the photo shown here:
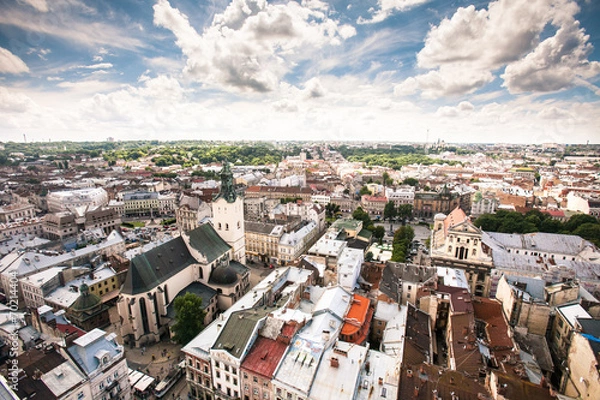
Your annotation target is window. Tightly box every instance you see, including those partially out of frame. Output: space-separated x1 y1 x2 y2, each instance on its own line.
233 378 237 385
226 375 230 382
216 371 221 379
232 367 237 374
114 371 119 378
253 377 258 383
225 365 229 372
558 318 564 329
77 391 84 399
254 388 259 395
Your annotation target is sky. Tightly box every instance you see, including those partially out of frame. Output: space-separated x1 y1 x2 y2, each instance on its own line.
0 0 599 145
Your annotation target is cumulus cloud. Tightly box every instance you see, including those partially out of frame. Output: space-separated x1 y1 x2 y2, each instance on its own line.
436 101 475 117
358 0 430 24
394 65 493 99
395 0 600 98
502 21 600 93
0 47 29 74
302 77 326 99
0 86 36 112
153 0 356 93
272 98 299 112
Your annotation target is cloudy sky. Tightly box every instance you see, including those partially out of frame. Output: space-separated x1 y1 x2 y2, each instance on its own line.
0 0 599 144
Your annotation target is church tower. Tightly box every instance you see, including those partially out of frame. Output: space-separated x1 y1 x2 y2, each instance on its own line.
212 161 246 263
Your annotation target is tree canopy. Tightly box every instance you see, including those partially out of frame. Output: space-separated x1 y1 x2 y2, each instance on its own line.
171 292 206 345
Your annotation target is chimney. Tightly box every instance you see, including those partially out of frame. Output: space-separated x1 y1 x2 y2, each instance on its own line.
330 357 339 368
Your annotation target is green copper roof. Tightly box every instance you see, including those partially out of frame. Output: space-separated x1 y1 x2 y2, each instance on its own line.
122 224 231 295
216 161 237 203
71 285 102 312
187 223 231 264
212 304 280 358
122 236 196 295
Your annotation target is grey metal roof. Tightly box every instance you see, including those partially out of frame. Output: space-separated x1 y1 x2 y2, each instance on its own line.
485 231 588 255
166 281 217 319
67 329 124 376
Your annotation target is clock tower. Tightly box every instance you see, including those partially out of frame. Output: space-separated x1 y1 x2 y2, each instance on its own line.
212 161 246 263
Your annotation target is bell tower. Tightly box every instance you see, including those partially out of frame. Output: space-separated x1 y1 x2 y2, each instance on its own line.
211 161 246 263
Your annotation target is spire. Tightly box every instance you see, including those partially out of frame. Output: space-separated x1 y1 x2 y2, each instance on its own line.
219 160 237 203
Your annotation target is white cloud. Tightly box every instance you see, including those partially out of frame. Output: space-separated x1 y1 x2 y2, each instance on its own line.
302 77 326 99
272 98 299 112
20 0 49 13
0 86 36 112
502 21 600 93
396 0 599 98
395 65 493 99
153 0 356 93
74 63 114 70
436 101 475 118
0 47 29 74
358 0 430 24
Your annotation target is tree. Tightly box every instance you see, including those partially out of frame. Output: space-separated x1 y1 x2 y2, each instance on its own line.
382 171 393 186
573 223 600 247
353 207 372 227
393 225 415 244
402 177 419 187
326 203 341 219
171 292 206 345
365 251 374 262
564 214 598 232
372 226 386 243
397 204 413 223
359 186 372 196
383 201 397 222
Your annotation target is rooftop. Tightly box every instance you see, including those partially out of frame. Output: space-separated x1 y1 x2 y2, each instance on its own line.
240 336 288 379
310 341 368 400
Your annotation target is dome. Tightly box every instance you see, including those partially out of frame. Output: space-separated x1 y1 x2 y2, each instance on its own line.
434 213 447 221
71 284 102 312
209 264 238 286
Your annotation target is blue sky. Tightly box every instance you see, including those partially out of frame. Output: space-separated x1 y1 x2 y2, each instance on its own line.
0 0 599 144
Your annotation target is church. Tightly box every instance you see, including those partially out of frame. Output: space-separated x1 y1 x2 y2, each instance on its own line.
117 163 249 347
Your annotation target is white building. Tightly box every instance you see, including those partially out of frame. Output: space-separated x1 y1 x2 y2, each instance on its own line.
47 188 109 213
67 329 131 400
278 220 319 264
386 186 415 208
337 247 364 292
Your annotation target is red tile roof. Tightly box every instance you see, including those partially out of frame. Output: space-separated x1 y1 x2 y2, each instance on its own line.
56 323 86 338
444 206 468 235
472 298 513 350
241 336 288 379
341 294 370 336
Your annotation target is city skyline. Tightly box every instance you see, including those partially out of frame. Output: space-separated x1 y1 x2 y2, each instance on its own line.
0 0 599 144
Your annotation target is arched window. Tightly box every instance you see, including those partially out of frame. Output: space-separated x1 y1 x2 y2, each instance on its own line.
218 223 222 230
226 223 229 231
